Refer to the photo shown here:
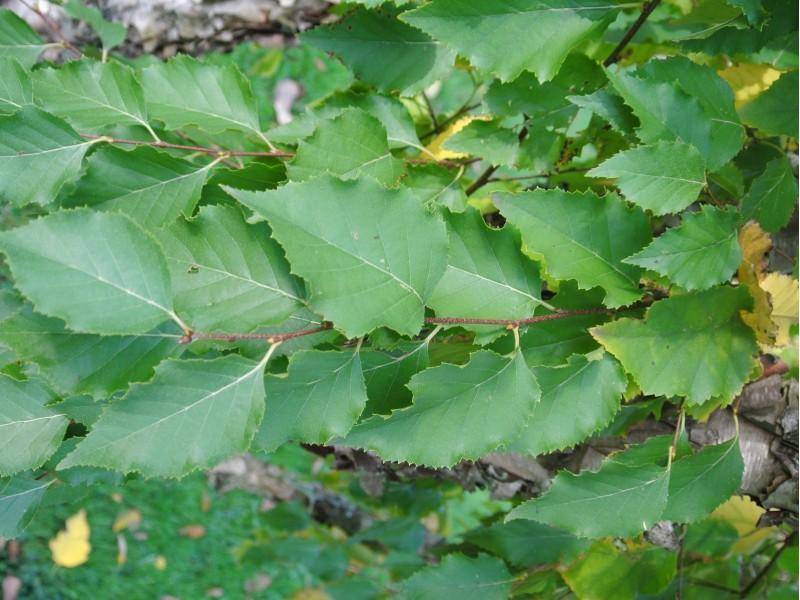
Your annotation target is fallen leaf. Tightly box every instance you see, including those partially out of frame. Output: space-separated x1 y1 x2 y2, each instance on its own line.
112 509 141 533
153 555 167 571
760 273 799 348
244 573 272 595
116 534 127 566
2 575 21 600
179 524 206 539
290 589 331 600
737 222 777 344
49 509 91 568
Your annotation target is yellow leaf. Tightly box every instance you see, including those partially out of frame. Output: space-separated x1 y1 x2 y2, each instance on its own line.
711 496 779 554
423 115 490 161
737 222 777 345
718 64 782 108
760 273 799 348
111 508 141 533
153 555 167 570
49 509 91 568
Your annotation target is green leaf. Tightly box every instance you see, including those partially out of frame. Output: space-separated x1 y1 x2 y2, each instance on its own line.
401 0 615 83
623 206 743 291
328 91 421 149
608 65 743 171
0 9 47 68
398 554 513 600
563 541 677 600
32 60 154 137
428 208 543 342
403 163 467 213
288 109 403 186
157 205 303 333
663 438 744 523
0 475 52 538
464 520 585 568
361 340 430 416
509 353 627 456
0 307 178 398
443 119 520 165
740 70 798 138
591 286 759 404
141 56 264 140
63 145 214 228
342 350 540 467
256 349 368 451
58 354 268 477
303 6 453 94
567 89 636 134
587 141 707 215
495 189 651 308
0 57 32 114
63 0 126 51
740 156 798 233
0 376 66 475
508 440 671 538
229 176 448 337
0 209 177 335
725 0 766 25
0 106 96 206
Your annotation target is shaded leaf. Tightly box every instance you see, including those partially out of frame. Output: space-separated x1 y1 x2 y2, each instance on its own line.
0 9 47 67
740 70 799 138
256 349 367 450
398 554 512 600
0 57 32 114
0 475 52 538
740 156 798 233
464 520 585 568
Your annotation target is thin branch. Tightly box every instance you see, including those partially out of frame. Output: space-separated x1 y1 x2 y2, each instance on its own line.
425 308 611 327
603 0 661 66
739 531 797 598
18 0 82 57
180 322 333 345
465 125 529 196
80 134 294 158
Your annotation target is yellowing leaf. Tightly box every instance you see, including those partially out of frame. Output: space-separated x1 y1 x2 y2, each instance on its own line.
49 509 91 568
711 496 778 554
760 273 799 348
718 64 782 108
737 222 776 344
111 508 141 533
423 115 489 161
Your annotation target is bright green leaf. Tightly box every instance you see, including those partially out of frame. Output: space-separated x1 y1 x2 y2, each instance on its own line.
63 145 215 228
0 209 177 335
588 141 706 215
0 57 32 113
0 376 66 476
288 108 404 186
495 189 651 308
623 205 743 291
0 106 96 206
229 176 448 337
591 286 759 404
342 350 540 467
157 205 303 333
58 354 268 477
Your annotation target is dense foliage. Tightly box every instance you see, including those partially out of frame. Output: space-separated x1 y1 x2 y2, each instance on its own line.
0 0 797 597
